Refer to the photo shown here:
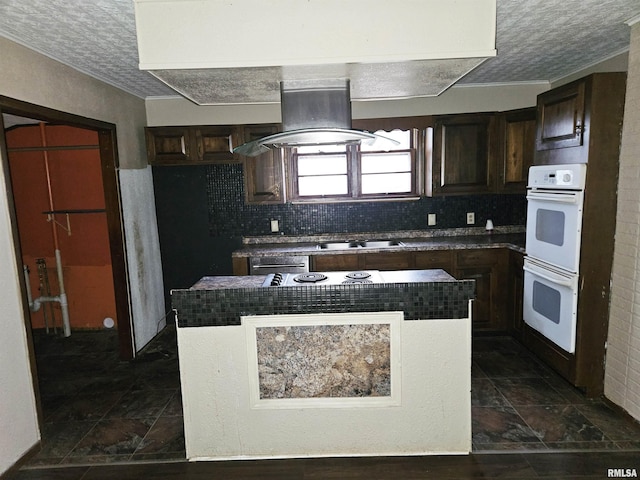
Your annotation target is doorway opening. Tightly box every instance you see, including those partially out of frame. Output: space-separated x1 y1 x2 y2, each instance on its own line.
0 98 133 362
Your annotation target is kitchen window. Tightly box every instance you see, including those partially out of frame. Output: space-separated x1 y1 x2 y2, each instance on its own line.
287 129 417 201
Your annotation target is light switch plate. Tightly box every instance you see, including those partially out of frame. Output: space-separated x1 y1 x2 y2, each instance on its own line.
428 213 436 226
270 219 279 232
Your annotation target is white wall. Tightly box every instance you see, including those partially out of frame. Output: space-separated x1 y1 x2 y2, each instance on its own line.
178 314 471 460
146 82 549 126
605 20 640 421
0 37 165 473
0 158 39 475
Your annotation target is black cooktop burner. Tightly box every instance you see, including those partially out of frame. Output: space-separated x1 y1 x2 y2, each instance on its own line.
342 279 373 284
345 271 372 280
293 273 328 283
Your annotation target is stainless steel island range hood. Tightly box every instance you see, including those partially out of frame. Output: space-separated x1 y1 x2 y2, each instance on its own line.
233 80 399 156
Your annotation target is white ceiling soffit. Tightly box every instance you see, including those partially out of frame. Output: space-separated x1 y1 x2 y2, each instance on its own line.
134 0 497 105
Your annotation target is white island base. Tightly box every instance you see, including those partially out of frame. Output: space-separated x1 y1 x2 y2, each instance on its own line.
177 310 471 461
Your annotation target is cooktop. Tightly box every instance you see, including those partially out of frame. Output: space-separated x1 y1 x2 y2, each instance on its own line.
262 270 384 287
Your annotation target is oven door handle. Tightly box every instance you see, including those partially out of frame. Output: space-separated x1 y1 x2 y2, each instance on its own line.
526 191 580 204
523 263 574 287
252 263 308 269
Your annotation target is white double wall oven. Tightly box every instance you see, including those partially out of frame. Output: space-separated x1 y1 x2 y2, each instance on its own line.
523 164 587 354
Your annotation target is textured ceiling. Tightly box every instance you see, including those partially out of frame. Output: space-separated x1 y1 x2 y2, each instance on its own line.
0 0 638 102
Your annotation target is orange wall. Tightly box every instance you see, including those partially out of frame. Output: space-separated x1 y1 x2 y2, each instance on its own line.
7 124 117 330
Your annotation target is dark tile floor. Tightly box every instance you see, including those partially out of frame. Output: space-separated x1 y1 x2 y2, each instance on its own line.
472 336 640 452
26 325 184 466
21 328 640 469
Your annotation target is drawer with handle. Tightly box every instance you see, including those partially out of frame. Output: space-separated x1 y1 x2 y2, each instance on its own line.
249 256 310 274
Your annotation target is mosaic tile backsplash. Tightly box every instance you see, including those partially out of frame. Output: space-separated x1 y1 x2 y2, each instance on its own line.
207 163 526 237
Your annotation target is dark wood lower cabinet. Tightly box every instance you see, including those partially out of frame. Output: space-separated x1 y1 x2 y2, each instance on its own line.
362 252 412 270
311 247 513 332
414 250 454 272
456 264 493 330
454 249 508 332
312 254 361 271
235 248 516 333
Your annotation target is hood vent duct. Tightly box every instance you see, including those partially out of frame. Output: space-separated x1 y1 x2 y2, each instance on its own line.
234 80 398 156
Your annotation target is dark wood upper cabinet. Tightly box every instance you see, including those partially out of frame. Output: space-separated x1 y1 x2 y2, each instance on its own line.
146 126 241 165
536 80 586 153
534 73 627 165
496 108 536 193
240 125 286 204
197 126 242 163
432 114 497 195
145 126 192 165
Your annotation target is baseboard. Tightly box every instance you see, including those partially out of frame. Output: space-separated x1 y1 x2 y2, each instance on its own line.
602 397 640 428
0 441 41 479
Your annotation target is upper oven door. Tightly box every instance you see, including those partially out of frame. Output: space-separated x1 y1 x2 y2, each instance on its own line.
525 188 584 272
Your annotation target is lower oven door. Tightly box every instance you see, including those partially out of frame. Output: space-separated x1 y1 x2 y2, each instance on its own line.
523 257 578 354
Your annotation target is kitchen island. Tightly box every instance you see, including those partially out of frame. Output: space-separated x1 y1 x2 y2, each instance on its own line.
172 269 475 461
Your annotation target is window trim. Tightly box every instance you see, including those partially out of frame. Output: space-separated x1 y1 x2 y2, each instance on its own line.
285 132 421 203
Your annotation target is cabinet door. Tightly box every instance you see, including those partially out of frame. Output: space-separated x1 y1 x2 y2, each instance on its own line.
455 249 508 331
536 79 585 152
313 254 361 271
196 126 242 164
145 127 192 165
432 114 496 195
362 252 412 270
241 125 286 204
456 265 493 330
497 108 536 193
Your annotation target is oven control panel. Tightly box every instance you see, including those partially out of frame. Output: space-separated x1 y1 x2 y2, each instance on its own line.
527 163 587 190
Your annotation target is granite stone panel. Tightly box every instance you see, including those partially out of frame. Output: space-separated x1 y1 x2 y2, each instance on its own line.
255 323 391 399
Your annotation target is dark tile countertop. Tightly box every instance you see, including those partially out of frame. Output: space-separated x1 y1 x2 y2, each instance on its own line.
173 269 474 327
232 227 526 258
189 268 457 291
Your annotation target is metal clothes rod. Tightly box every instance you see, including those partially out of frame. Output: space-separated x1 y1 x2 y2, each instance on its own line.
42 209 106 214
7 144 99 152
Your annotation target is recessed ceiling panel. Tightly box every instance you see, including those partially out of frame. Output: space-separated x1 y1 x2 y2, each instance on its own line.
151 58 489 105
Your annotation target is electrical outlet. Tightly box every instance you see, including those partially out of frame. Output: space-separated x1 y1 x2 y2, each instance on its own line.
428 213 436 226
270 219 279 232
466 212 475 225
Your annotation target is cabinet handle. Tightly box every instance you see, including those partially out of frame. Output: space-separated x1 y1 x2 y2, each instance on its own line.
252 264 307 269
575 121 584 135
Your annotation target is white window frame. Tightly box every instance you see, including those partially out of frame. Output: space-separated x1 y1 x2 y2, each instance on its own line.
286 130 419 202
